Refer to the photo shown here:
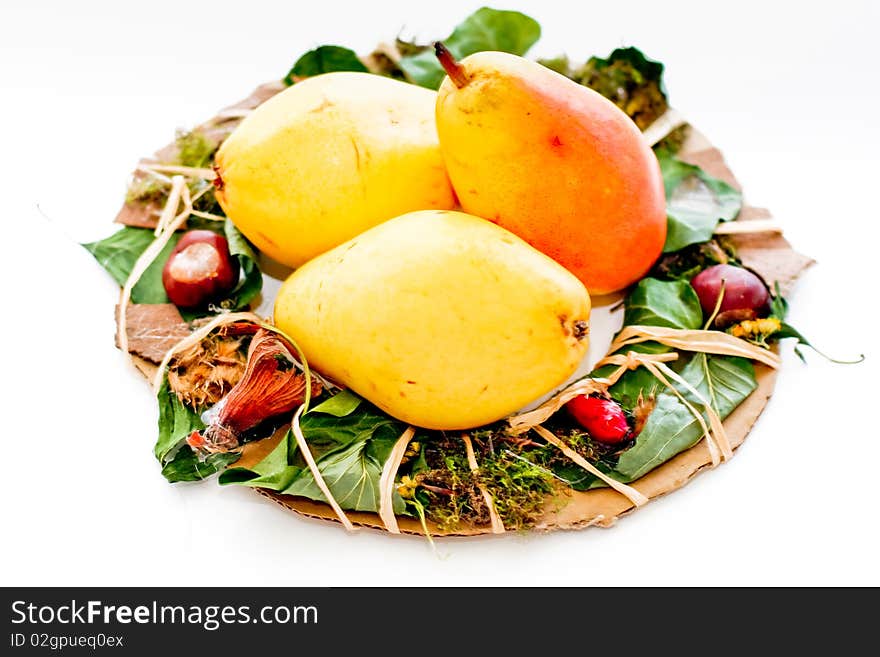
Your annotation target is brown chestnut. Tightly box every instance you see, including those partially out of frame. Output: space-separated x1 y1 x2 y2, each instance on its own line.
162 229 239 308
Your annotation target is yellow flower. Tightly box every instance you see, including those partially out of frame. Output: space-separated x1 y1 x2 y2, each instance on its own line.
397 475 419 499
400 441 421 465
729 317 782 343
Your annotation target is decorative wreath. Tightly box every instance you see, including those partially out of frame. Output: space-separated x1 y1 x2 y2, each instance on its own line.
85 7 851 539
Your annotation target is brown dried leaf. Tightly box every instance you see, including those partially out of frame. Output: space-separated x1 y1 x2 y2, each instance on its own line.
678 147 741 191
731 225 815 296
678 130 815 295
115 303 191 363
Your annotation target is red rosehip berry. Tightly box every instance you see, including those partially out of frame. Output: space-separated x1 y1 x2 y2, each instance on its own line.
565 395 631 444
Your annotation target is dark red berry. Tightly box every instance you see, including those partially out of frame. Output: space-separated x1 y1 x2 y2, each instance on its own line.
690 264 769 320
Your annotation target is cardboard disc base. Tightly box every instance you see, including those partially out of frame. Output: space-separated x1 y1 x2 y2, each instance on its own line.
115 82 812 538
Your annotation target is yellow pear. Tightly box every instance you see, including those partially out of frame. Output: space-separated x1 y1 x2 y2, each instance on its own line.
434 47 667 295
274 210 591 430
214 72 456 268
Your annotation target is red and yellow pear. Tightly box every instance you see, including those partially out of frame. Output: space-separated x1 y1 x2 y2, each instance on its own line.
434 44 667 295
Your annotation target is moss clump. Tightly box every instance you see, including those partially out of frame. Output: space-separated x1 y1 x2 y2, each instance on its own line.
401 429 562 532
650 237 740 281
543 47 688 153
126 129 221 213
477 447 556 531
537 55 574 77
125 177 167 205
654 123 690 154
414 435 490 531
175 128 216 169
574 56 667 131
396 394 646 531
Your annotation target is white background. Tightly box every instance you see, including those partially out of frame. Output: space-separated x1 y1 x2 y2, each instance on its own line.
2 0 878 587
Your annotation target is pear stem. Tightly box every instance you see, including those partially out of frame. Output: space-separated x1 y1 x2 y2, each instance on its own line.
434 41 469 88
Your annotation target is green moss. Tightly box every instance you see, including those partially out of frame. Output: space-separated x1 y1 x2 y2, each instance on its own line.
538 55 573 77
125 129 221 213
478 448 555 531
654 123 690 155
650 237 740 281
404 429 560 532
415 436 485 531
125 177 167 205
175 128 217 169
574 57 668 130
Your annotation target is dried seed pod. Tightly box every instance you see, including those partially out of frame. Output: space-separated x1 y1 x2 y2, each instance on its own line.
187 329 321 454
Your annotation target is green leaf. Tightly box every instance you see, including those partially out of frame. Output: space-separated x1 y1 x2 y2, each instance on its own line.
83 227 180 304
283 425 405 513
154 377 204 462
162 449 240 483
298 403 403 455
755 282 862 364
284 45 368 85
623 277 703 329
307 389 363 417
594 278 701 410
221 219 262 311
154 377 239 483
775 322 810 359
219 433 303 490
769 282 789 320
675 354 757 419
607 369 664 411
614 393 703 481
399 7 541 89
656 149 742 253
221 401 406 514
548 457 619 492
611 354 756 482
774 322 864 365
